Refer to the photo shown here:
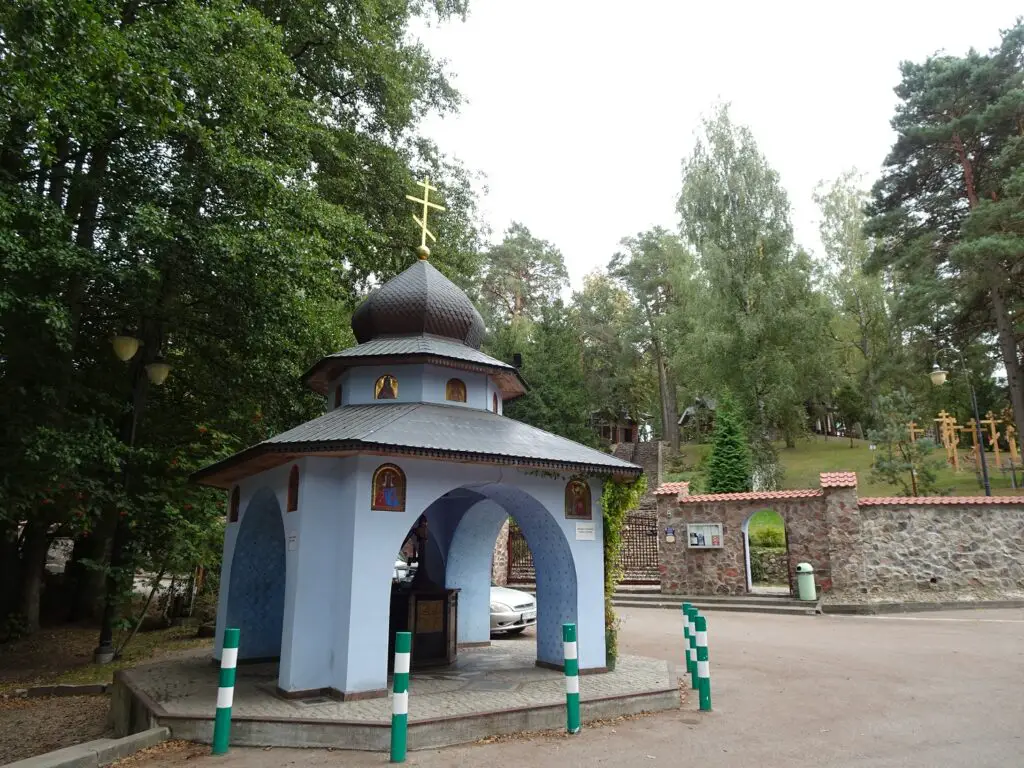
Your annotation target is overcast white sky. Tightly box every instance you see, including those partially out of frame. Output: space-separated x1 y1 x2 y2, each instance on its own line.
415 2 1021 288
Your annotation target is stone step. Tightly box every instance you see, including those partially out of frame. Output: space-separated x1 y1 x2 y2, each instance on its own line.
616 591 802 605
613 598 818 616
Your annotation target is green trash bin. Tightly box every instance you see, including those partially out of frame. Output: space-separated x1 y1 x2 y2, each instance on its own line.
796 562 816 601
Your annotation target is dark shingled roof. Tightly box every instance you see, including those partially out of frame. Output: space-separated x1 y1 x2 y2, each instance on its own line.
302 334 528 399
193 402 641 488
351 260 486 348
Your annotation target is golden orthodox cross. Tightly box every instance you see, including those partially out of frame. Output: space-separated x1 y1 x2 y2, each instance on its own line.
1007 424 1020 464
906 421 925 443
406 176 445 255
981 411 1002 468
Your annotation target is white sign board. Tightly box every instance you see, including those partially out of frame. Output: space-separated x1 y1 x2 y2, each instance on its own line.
687 523 723 549
575 522 596 541
287 532 298 552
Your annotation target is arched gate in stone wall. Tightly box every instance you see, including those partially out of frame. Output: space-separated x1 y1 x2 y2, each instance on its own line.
507 510 660 585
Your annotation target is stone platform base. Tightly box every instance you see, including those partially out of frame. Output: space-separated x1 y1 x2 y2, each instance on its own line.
111 640 679 751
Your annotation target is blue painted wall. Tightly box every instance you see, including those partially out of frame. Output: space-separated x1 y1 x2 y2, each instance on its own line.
445 500 509 643
215 455 605 696
328 363 497 412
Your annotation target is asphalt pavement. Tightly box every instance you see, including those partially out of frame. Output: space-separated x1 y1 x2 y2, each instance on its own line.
132 605 1024 768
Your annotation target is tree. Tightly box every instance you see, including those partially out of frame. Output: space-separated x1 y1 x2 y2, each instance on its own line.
478 222 568 328
814 171 896 416
677 105 834 480
868 390 946 496
866 22 1024 460
704 393 751 494
502 302 596 447
609 228 694 451
573 272 655 435
0 0 475 634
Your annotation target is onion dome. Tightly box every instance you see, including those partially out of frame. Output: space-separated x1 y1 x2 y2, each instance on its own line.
351 259 486 349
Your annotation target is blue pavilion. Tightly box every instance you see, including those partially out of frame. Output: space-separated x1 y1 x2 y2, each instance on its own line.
194 247 641 700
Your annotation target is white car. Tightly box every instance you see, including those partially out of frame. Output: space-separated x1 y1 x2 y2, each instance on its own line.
490 585 536 636
394 561 536 636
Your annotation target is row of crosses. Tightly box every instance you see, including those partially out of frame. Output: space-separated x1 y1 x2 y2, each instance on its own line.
907 411 1019 471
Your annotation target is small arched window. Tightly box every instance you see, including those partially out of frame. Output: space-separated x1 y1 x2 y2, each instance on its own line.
287 465 300 512
334 384 343 408
371 463 406 512
493 392 499 413
446 378 467 403
229 486 240 523
375 374 398 400
565 477 592 520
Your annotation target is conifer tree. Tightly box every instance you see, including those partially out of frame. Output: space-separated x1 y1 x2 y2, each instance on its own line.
705 393 752 493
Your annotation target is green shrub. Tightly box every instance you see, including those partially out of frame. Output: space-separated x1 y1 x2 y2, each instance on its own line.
750 527 784 548
749 552 766 582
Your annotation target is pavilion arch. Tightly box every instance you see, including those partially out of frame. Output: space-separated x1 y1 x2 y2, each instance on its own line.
225 487 287 661
395 482 578 668
742 508 790 593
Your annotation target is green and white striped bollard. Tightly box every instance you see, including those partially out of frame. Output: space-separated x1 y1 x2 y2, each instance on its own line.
390 631 412 763
695 614 711 711
681 602 693 675
686 607 698 690
211 627 239 756
562 623 581 734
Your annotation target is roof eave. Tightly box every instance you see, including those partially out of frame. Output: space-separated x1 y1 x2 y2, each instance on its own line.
302 354 528 398
191 439 641 490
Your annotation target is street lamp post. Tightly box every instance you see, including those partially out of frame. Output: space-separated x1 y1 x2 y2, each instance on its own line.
93 329 171 663
929 352 991 497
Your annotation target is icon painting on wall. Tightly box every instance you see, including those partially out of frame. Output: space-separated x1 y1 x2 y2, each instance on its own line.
564 478 592 520
372 463 406 511
446 378 467 402
375 374 398 400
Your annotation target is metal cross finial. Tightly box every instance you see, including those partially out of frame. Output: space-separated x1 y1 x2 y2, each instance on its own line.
406 176 445 257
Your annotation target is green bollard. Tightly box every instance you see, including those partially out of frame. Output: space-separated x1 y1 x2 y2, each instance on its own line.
563 623 581 734
686 608 699 690
211 628 239 755
695 615 711 711
390 631 412 763
681 602 693 674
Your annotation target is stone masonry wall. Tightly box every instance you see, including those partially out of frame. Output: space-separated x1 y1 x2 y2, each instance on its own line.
657 495 828 596
750 547 788 584
656 474 1024 598
491 518 509 586
846 502 1024 595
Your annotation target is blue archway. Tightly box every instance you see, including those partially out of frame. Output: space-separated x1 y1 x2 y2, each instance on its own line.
441 483 578 666
226 488 286 661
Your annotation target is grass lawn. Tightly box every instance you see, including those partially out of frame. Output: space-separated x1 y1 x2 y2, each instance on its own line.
667 435 1021 497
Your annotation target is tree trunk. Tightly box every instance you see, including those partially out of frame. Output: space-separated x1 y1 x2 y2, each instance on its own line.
990 280 1024 461
19 521 51 634
65 533 110 621
653 344 679 452
0 519 20 619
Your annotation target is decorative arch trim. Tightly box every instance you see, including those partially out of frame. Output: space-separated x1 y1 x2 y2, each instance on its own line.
287 465 299 512
229 486 241 523
372 463 406 511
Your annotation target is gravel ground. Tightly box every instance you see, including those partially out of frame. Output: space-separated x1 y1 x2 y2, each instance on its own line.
0 694 111 765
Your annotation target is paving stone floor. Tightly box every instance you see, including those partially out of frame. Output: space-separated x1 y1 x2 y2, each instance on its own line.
125 640 674 723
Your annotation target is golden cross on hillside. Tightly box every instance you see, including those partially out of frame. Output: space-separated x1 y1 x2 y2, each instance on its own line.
406 176 445 258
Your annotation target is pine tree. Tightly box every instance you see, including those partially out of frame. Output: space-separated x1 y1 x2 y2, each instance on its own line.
705 393 752 493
